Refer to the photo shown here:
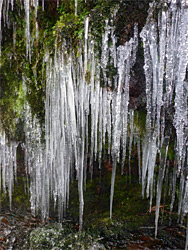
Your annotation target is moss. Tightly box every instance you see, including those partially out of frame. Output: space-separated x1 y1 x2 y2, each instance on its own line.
133 111 146 135
29 223 105 250
27 213 156 250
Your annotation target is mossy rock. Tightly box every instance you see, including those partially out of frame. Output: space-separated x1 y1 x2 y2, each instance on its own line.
29 223 105 250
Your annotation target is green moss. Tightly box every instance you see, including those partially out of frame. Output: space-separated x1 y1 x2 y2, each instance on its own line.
131 110 146 137
29 223 105 250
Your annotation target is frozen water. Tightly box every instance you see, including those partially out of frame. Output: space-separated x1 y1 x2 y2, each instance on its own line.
141 0 188 238
0 2 188 249
42 16 138 224
0 130 18 209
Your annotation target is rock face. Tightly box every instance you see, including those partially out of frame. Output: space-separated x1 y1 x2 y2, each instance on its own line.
114 0 152 110
129 53 146 110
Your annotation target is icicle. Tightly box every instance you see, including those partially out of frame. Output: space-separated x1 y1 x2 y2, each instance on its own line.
33 0 39 19
84 17 89 75
183 177 188 215
110 158 117 219
137 134 141 183
110 27 117 68
128 110 134 178
0 0 3 57
169 162 177 224
146 133 157 199
142 135 149 197
0 129 18 209
78 126 85 230
165 4 178 106
98 88 103 169
24 0 31 59
185 216 188 250
75 0 77 16
102 88 107 145
42 0 44 11
173 4 188 171
107 91 112 155
161 161 169 222
140 13 154 134
101 20 110 84
156 10 167 138
32 0 39 41
89 48 96 178
178 172 185 221
155 136 169 237
121 105 128 174
94 68 100 160
111 79 122 162
183 175 188 249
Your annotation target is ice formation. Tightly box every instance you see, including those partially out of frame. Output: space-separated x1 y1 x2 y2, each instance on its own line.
140 0 188 241
43 16 138 227
21 79 46 219
0 0 188 248
0 130 17 209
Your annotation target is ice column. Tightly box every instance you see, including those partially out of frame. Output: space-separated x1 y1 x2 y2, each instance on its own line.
141 0 188 238
0 131 17 209
0 0 3 56
24 0 31 58
110 24 138 218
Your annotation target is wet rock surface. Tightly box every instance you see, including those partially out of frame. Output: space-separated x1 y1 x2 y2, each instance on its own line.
1 173 186 249
0 210 42 250
0 210 186 249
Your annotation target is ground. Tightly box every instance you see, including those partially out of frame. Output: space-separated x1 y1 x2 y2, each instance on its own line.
0 168 187 249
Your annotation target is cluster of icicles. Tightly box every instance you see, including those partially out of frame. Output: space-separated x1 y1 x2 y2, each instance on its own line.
0 0 188 248
141 0 188 240
43 17 138 227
